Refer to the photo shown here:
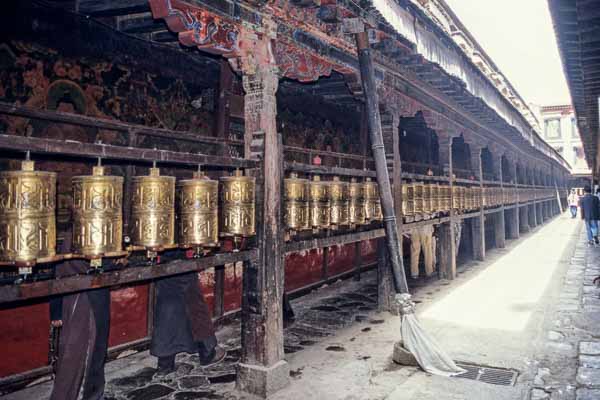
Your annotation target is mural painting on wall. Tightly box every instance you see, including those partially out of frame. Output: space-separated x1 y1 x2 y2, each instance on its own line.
278 107 362 167
0 40 217 231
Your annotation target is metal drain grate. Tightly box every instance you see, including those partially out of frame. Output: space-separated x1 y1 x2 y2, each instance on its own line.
454 362 518 386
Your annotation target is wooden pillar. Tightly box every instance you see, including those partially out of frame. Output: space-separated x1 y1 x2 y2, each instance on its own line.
520 204 530 233
377 108 400 311
493 152 506 248
470 146 485 261
439 135 456 279
506 161 520 239
377 238 395 311
237 46 289 397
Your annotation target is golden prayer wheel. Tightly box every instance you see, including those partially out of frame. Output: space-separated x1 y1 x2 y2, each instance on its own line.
401 184 413 217
423 184 433 213
465 187 473 210
130 167 176 255
349 178 366 225
309 175 330 230
0 160 56 274
430 184 439 213
472 186 481 208
220 170 256 240
329 176 350 228
72 166 123 265
452 186 462 210
177 171 219 252
364 178 382 221
413 183 424 214
438 185 449 212
284 173 310 233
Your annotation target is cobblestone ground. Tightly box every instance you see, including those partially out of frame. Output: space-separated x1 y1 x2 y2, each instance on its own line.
530 227 600 400
100 277 382 400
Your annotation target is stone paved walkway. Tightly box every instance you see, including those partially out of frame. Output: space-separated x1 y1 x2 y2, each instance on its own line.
530 226 600 400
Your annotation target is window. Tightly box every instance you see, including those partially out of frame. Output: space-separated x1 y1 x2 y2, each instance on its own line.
571 118 580 139
544 118 561 139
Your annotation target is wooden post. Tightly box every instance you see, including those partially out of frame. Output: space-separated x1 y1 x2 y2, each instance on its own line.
506 161 520 239
354 29 408 294
377 238 395 311
470 146 485 261
237 52 289 396
494 153 506 248
439 136 456 279
213 265 225 318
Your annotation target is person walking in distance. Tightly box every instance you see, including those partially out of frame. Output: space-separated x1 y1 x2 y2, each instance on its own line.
568 189 579 218
579 185 600 246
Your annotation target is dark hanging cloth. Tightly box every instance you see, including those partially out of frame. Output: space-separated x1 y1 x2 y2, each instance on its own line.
150 272 216 359
49 233 111 400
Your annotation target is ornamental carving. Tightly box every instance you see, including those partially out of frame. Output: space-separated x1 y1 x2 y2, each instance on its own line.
149 0 239 56
274 41 333 82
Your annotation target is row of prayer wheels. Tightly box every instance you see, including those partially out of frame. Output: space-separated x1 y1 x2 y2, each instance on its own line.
284 174 382 233
401 183 556 216
0 161 256 269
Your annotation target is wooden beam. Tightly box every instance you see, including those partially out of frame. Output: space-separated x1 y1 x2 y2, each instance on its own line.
0 250 256 305
77 0 150 16
0 134 255 169
284 162 377 178
285 228 385 253
0 102 242 149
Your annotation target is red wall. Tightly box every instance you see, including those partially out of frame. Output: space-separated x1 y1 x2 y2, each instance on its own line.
0 240 378 378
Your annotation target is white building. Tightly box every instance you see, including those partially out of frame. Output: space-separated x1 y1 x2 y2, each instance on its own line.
532 104 590 177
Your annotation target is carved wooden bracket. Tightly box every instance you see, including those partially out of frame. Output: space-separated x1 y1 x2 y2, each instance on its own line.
149 0 239 56
274 41 333 82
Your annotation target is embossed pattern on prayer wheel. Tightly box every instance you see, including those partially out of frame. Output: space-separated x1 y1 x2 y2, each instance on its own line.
309 175 330 229
177 173 219 248
220 171 256 237
401 184 413 217
430 184 439 213
364 178 382 221
72 166 123 257
413 183 424 214
284 173 309 231
349 178 366 225
329 177 350 227
423 184 432 213
131 168 175 249
0 161 56 263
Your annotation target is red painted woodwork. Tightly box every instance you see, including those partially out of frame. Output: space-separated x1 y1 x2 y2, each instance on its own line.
108 285 149 347
199 269 215 317
285 249 324 292
149 0 239 56
327 244 356 276
223 263 243 313
0 302 50 377
361 239 378 265
274 41 333 83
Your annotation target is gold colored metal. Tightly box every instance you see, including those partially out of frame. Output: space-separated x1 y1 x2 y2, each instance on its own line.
329 176 350 228
430 184 439 213
422 184 432 213
309 175 330 230
464 187 473 210
72 166 123 258
130 168 176 250
413 183 424 214
401 184 413 217
349 178 366 225
177 171 219 249
220 170 256 237
452 186 463 210
284 173 310 232
364 178 382 221
472 186 481 208
0 160 56 265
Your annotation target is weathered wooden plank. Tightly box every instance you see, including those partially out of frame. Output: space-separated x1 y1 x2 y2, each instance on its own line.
285 228 385 253
0 101 242 148
0 134 255 169
0 250 257 305
285 162 377 178
78 0 150 16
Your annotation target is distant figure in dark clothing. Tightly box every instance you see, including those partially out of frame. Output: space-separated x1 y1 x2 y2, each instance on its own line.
49 233 110 400
150 273 225 374
579 185 600 246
